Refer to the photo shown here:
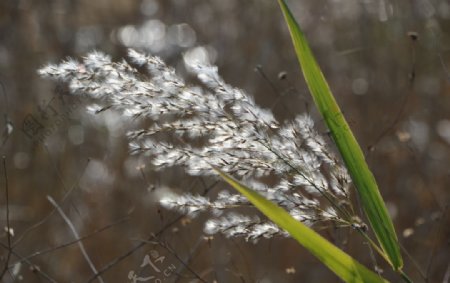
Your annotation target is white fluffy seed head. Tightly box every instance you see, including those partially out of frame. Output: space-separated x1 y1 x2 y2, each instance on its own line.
39 48 356 241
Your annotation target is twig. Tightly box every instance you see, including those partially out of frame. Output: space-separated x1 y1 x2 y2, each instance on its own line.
399 241 427 281
254 65 291 114
0 80 7 115
136 237 207 283
87 215 185 283
13 158 90 248
0 242 59 283
228 237 253 283
86 179 218 283
367 32 417 153
47 195 105 283
171 178 221 283
43 144 84 217
432 27 450 84
172 238 204 283
400 269 414 283
425 205 449 282
0 80 13 148
0 156 12 280
9 215 129 266
351 165 380 275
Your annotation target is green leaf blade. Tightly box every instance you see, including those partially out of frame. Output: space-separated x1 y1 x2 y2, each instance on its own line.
216 169 389 283
277 0 403 270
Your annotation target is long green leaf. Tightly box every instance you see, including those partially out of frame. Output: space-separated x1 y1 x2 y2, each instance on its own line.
216 169 388 283
277 0 403 270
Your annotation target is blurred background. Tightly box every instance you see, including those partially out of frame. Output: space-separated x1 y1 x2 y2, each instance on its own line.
0 0 449 282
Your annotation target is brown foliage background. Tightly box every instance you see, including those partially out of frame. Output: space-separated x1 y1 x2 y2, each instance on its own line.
0 0 449 282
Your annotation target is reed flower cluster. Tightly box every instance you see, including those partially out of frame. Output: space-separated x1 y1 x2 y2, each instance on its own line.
39 49 358 241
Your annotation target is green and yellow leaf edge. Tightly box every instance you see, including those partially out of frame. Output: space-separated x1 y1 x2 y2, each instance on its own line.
276 0 403 271
215 168 389 283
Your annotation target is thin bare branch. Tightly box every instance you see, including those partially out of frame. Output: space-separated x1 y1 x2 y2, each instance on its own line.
0 156 12 280
0 242 59 283
86 179 218 283
9 215 129 266
47 195 104 283
13 158 90 248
